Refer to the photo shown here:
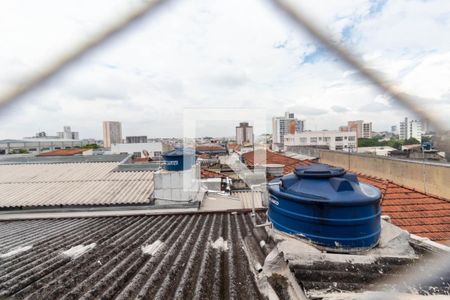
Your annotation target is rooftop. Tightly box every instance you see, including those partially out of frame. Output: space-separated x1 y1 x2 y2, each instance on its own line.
0 212 269 299
0 153 128 164
243 150 450 245
1 211 449 299
0 161 154 208
242 149 312 174
36 148 88 156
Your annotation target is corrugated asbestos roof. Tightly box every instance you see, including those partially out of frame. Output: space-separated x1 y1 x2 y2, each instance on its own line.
232 191 265 209
0 212 266 299
243 150 450 245
0 162 154 208
0 154 128 164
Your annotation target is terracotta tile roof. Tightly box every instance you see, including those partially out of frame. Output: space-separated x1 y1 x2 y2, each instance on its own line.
244 150 450 244
37 148 87 156
200 169 224 178
227 143 241 151
196 144 226 152
360 176 450 242
242 150 311 174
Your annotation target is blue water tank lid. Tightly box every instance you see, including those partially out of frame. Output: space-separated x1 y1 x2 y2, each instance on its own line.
162 147 195 157
295 164 345 178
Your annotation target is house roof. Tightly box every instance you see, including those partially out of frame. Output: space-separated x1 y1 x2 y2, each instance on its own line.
242 149 312 174
200 169 224 178
196 144 226 152
227 143 241 151
36 148 87 156
0 212 267 299
0 154 129 164
0 162 154 208
358 176 450 245
243 150 450 245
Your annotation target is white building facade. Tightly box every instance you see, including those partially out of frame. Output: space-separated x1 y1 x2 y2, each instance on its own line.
272 112 304 151
399 117 409 140
56 126 79 140
399 117 423 142
284 130 357 151
409 120 423 142
111 142 163 158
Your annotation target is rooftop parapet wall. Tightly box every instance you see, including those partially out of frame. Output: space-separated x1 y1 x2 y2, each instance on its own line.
315 150 450 200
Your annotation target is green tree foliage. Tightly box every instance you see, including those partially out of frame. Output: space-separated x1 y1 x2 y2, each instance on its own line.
84 144 99 149
403 137 420 145
357 137 409 150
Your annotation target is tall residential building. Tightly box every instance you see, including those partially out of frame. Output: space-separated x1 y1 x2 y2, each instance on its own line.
235 122 253 145
409 120 423 142
399 117 423 142
362 122 373 138
103 121 122 148
126 136 148 144
272 112 304 151
347 120 363 139
399 117 408 140
391 125 397 134
56 126 79 140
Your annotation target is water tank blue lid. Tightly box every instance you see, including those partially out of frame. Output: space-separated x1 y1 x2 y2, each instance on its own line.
276 164 381 205
295 164 345 178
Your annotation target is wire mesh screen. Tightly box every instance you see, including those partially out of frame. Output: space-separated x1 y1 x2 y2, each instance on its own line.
0 0 449 299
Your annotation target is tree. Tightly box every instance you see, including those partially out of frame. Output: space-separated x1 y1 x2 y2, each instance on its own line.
403 138 420 145
84 144 99 149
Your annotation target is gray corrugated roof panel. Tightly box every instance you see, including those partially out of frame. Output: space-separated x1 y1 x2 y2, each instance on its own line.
0 162 154 208
0 212 267 299
0 154 129 164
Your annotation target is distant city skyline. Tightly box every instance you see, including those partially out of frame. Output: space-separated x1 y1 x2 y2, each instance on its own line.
0 114 422 140
0 1 449 139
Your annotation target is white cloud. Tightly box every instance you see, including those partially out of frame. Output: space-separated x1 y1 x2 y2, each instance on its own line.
0 0 449 139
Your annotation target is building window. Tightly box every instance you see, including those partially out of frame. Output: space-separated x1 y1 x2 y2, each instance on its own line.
335 145 343 150
318 137 322 141
335 136 343 142
348 136 356 141
300 138 307 144
324 137 330 142
310 137 317 143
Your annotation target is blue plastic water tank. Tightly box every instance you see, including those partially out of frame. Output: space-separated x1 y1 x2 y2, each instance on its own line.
162 148 196 171
268 164 381 252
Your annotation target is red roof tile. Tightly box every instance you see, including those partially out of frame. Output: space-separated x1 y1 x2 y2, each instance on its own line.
242 150 311 174
37 149 87 157
243 150 450 244
227 143 241 151
201 169 224 178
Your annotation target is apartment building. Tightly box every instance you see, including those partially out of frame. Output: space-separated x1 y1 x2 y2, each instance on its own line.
284 130 357 151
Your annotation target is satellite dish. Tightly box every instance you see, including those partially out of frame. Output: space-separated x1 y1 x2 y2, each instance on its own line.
142 149 150 158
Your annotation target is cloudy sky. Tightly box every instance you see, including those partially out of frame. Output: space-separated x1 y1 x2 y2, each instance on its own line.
0 0 449 139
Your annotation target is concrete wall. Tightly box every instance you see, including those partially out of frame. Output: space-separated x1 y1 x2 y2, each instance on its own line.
316 150 450 199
